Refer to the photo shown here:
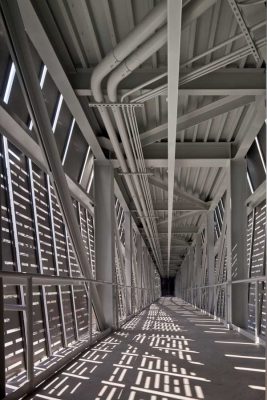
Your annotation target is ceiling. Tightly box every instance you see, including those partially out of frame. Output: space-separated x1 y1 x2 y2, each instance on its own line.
23 0 266 277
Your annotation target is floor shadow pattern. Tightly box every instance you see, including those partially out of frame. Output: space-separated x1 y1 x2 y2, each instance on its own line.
28 298 265 400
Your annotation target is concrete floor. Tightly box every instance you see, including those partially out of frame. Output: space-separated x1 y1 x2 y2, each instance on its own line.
28 298 265 400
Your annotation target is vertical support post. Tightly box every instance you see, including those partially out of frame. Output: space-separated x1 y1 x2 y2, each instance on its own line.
88 282 92 343
150 258 154 303
136 234 143 311
184 255 189 302
65 226 79 341
174 271 179 297
188 247 194 304
0 278 5 399
2 136 27 359
226 171 232 326
132 232 138 313
255 281 259 343
195 234 202 307
206 210 215 313
228 159 248 328
94 160 115 328
26 277 34 384
47 176 67 347
213 286 217 318
114 208 127 319
146 254 149 304
28 159 52 355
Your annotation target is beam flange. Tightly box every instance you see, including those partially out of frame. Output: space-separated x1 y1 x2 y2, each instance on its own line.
70 68 265 96
131 201 207 212
157 210 204 227
157 226 198 234
143 142 232 160
18 0 105 160
234 97 265 159
140 95 256 147
148 176 208 208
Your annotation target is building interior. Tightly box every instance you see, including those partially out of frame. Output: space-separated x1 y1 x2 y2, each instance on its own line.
0 0 266 399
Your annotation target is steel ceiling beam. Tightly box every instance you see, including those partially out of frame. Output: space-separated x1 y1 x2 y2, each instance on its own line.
0 101 97 215
18 0 105 160
234 97 266 159
17 0 162 273
112 158 229 168
131 201 208 212
160 239 191 246
140 95 256 146
148 176 208 209
161 244 189 249
70 68 266 96
143 142 232 160
103 140 233 164
226 0 262 66
157 225 198 234
157 210 203 227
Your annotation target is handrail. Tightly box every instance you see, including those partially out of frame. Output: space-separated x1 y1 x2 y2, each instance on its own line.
186 275 266 291
0 270 151 290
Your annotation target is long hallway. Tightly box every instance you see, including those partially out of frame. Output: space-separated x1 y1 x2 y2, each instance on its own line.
28 299 265 400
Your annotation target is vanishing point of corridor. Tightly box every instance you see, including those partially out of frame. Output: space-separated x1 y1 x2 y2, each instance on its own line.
28 299 265 400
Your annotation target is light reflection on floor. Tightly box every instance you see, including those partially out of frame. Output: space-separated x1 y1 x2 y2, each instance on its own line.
27 298 265 400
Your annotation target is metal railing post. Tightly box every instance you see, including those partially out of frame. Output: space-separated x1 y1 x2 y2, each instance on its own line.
26 277 34 385
88 282 92 344
254 281 259 344
213 286 217 318
0 278 5 400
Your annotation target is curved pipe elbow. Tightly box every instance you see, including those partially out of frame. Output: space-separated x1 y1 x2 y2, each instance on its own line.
91 52 120 101
91 0 167 101
107 26 167 103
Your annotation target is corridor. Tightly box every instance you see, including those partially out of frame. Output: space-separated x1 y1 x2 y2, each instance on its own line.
28 299 265 400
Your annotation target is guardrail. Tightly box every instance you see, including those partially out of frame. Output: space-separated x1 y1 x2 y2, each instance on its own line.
181 275 266 346
0 270 159 400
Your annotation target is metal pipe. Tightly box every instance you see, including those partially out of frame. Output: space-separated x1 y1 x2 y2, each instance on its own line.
91 0 219 273
106 28 168 274
91 0 167 100
91 2 168 271
133 35 266 104
107 26 167 101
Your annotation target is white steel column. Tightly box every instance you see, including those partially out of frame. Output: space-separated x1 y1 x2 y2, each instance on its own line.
188 247 194 304
227 159 248 328
195 233 202 306
206 210 215 312
94 160 115 328
137 233 143 310
184 255 189 301
124 212 132 315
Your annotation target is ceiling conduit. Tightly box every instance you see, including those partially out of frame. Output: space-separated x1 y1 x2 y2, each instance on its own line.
91 1 167 272
91 0 218 275
106 27 167 274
